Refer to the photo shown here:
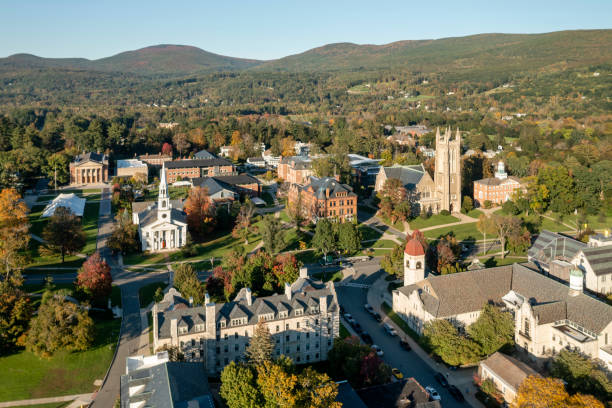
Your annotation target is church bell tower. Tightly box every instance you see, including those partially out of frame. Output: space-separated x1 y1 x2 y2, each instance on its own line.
433 127 462 213
158 163 171 222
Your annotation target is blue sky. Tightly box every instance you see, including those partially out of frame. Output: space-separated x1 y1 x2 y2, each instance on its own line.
1 0 611 60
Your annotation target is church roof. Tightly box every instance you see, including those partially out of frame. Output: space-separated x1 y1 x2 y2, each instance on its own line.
380 164 426 190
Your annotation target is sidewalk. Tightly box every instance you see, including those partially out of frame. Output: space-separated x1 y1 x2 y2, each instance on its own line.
367 275 485 408
0 393 93 408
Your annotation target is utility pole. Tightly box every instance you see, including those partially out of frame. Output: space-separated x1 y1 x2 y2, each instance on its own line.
54 164 57 191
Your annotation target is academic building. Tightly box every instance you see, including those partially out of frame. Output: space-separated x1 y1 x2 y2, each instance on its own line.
287 176 357 222
153 270 340 374
69 152 109 185
473 161 524 206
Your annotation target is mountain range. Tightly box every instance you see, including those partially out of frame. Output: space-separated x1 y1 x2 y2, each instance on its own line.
1 29 611 77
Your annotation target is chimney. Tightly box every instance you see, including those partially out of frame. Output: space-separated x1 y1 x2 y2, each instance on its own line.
245 288 252 306
319 295 328 314
285 283 292 300
205 293 210 305
299 267 308 279
189 297 193 307
170 318 178 346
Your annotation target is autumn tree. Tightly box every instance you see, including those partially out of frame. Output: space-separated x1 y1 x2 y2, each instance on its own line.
381 243 405 277
173 263 205 304
107 209 139 254
328 337 391 388
490 214 522 259
246 320 274 365
515 376 603 408
272 254 300 288
172 132 191 156
256 358 298 407
477 214 495 254
550 349 612 404
260 214 285 255
41 206 86 263
184 187 216 241
155 344 185 361
161 142 173 156
26 293 94 357
232 200 255 244
76 252 112 302
280 137 296 157
0 283 32 355
378 178 409 223
0 189 30 283
297 367 341 408
286 191 305 233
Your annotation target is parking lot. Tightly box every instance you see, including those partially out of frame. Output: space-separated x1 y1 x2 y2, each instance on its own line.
337 286 472 407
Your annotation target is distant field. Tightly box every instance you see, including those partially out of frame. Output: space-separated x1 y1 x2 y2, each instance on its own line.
347 84 371 94
403 94 435 102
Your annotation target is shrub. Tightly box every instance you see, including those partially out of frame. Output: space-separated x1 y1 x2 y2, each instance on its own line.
483 200 492 209
440 209 451 216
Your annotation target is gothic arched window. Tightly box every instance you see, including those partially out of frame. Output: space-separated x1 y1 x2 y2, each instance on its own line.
161 200 166 208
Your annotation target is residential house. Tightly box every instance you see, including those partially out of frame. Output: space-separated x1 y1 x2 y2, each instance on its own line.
69 152 109 185
478 352 538 404
152 269 340 374
288 177 357 222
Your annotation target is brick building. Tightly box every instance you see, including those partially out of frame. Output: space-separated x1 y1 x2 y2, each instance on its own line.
474 161 524 206
138 153 173 167
277 156 313 185
165 158 234 183
69 152 109 185
288 177 357 222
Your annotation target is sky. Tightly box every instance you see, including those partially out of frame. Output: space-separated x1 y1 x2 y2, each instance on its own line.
1 0 611 60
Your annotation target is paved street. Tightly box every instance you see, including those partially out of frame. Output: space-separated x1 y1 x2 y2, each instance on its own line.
337 285 474 408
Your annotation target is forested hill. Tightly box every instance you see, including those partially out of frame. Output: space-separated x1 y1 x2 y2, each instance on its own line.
256 30 612 74
0 44 261 75
1 30 611 77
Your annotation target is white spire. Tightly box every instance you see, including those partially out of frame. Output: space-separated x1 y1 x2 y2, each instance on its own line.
159 162 167 197
157 163 170 220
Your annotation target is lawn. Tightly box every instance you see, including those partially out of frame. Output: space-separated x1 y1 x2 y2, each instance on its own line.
403 94 435 102
139 282 168 308
0 317 120 402
378 215 405 232
312 270 344 283
358 224 383 241
294 250 320 265
144 186 190 201
424 222 496 242
347 84 371 94
465 209 484 219
409 214 460 230
478 256 528 267
278 210 291 223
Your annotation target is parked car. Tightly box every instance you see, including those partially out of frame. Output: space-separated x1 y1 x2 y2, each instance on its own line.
434 372 449 388
373 312 382 322
391 368 403 380
383 323 398 336
448 385 465 402
371 345 384 357
399 338 412 351
361 332 373 345
425 386 441 401
353 322 363 334
364 304 374 314
343 313 352 320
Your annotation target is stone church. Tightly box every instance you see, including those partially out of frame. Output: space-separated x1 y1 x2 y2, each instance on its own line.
132 164 188 252
374 126 461 213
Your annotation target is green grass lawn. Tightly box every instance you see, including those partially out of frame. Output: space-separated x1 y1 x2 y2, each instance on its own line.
358 224 383 241
347 84 371 94
378 215 405 232
139 282 168 308
478 256 528 267
424 222 496 242
465 209 484 219
312 270 344 283
410 214 460 230
403 94 435 102
278 210 291 223
0 317 120 402
294 250 320 265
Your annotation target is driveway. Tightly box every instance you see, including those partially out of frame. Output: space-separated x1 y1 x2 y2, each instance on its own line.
337 286 474 408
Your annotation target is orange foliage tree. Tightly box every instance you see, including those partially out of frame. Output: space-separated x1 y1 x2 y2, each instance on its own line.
0 189 30 282
514 376 604 408
184 187 216 241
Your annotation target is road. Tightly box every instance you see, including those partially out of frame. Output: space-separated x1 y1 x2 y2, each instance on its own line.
337 286 471 408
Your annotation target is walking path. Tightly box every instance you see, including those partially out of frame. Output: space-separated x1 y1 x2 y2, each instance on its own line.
367 274 485 408
0 393 93 408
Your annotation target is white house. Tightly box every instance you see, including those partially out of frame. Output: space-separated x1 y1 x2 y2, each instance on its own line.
132 164 188 252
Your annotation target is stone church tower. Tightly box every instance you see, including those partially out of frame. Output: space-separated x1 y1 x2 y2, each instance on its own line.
434 127 462 212
404 234 425 286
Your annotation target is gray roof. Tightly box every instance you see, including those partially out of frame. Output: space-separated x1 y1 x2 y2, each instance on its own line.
480 352 537 392
356 377 438 408
120 362 214 408
580 246 612 276
474 176 522 186
280 156 312 170
380 165 426 190
194 149 217 160
300 177 356 200
336 382 368 408
157 278 338 340
132 200 186 227
72 152 107 165
212 174 259 186
166 158 232 169
528 230 587 265
398 263 612 334
191 177 236 198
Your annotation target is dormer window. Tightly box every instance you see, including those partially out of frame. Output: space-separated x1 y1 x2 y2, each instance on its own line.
178 326 188 335
195 324 205 332
295 309 303 316
279 311 288 319
219 321 226 328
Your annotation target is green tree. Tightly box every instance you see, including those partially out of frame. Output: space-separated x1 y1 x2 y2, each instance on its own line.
312 219 336 261
41 206 86 263
173 263 205 304
260 214 285 255
336 222 361 254
461 196 473 214
467 304 514 356
490 214 522 259
423 319 481 366
220 362 262 408
26 293 94 357
245 320 274 365
550 349 612 404
381 243 405 277
43 152 70 188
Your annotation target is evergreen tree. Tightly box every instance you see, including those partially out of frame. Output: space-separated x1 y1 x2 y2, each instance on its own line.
245 320 274 365
260 214 285 255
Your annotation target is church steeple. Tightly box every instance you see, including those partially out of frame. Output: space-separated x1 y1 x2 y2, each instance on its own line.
158 163 171 221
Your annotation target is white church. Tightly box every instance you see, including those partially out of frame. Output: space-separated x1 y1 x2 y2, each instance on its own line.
132 164 188 252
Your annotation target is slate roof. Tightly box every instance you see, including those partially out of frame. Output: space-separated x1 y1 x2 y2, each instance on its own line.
120 362 214 408
157 278 338 340
474 176 522 186
528 230 587 265
380 165 426 190
191 177 236 198
397 263 612 334
356 377 439 408
166 158 232 169
281 156 312 170
581 246 612 276
336 381 368 408
213 174 259 186
72 152 107 165
132 200 186 227
301 177 356 200
194 149 217 160
480 352 538 392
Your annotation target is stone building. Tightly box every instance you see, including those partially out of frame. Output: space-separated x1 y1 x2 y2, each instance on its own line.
69 152 109 185
152 270 340 374
165 158 234 183
473 162 524 206
433 127 461 213
192 174 261 198
132 165 188 252
374 164 438 214
392 262 612 366
288 176 357 222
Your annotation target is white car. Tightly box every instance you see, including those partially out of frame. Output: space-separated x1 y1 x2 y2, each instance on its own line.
426 386 441 401
383 323 398 336
371 344 384 357
364 304 374 314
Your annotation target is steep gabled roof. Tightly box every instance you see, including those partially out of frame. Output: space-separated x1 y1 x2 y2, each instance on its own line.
580 246 612 276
